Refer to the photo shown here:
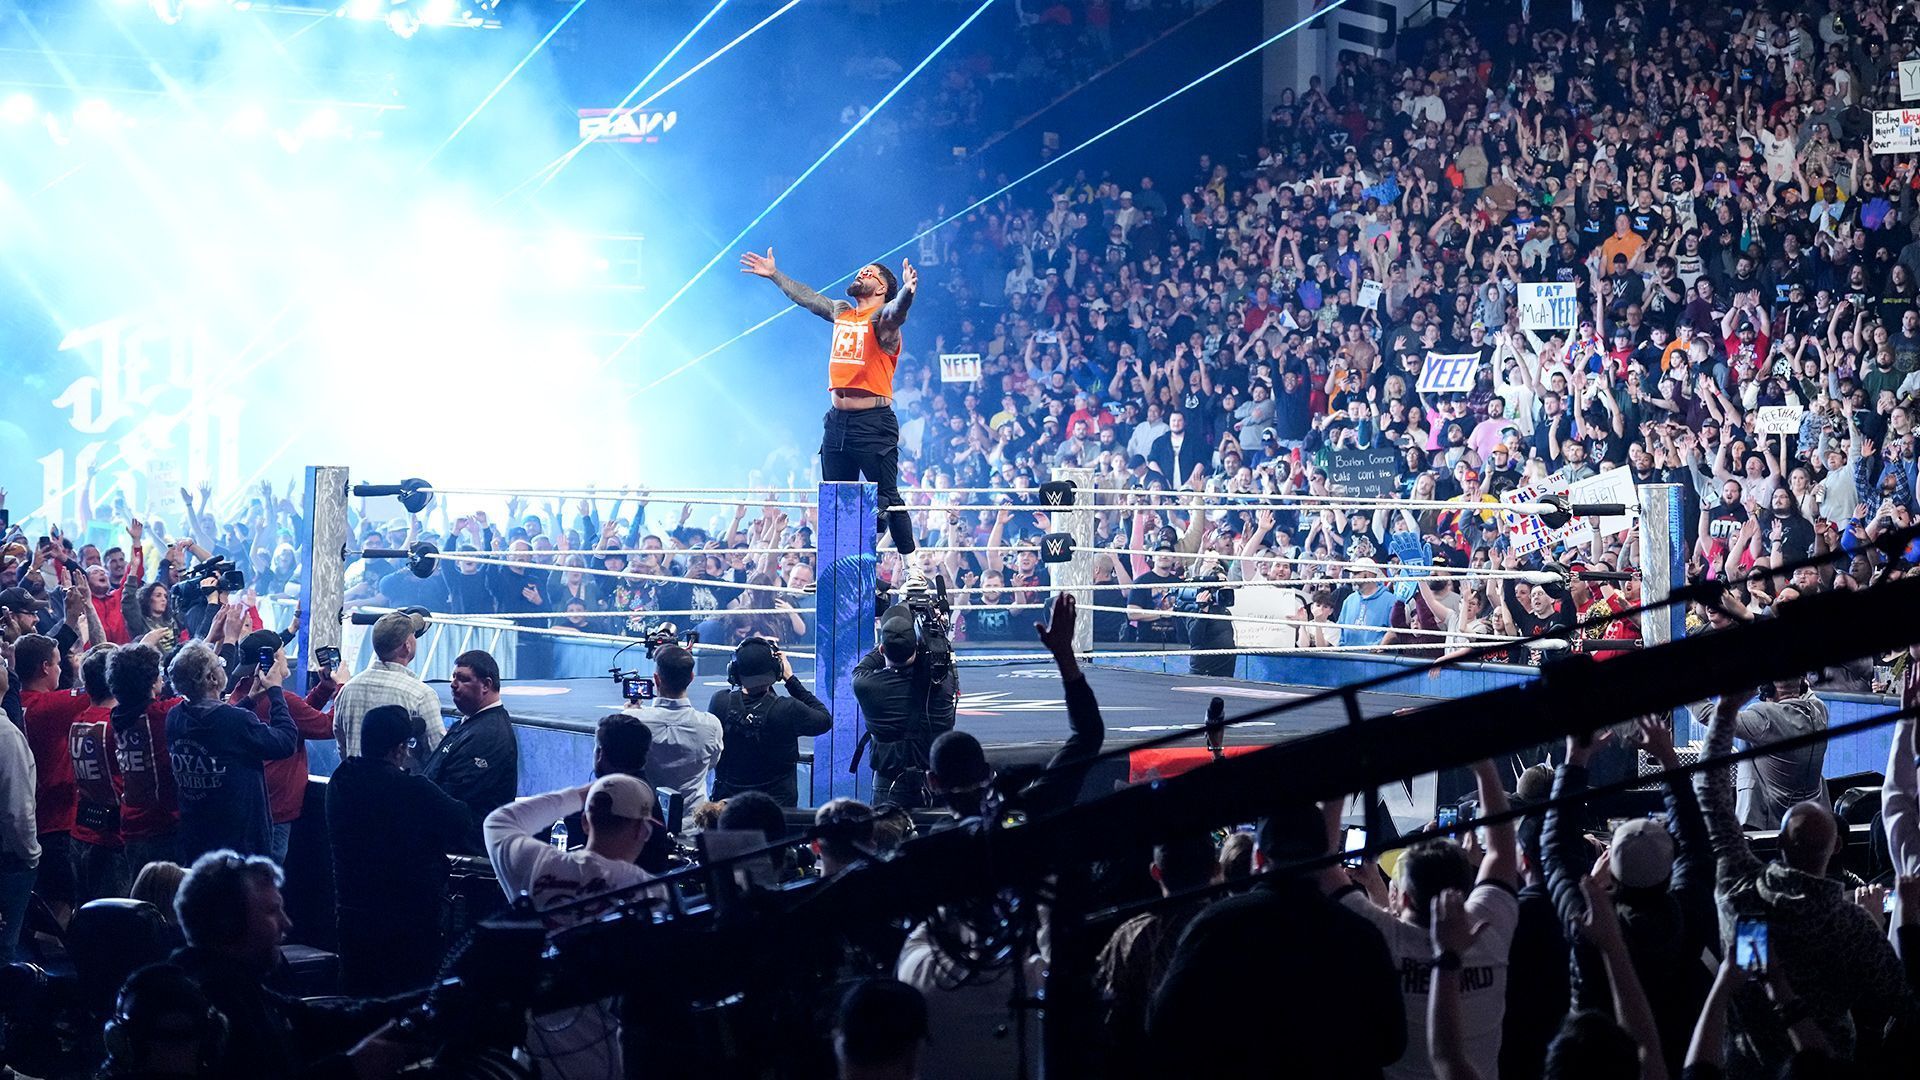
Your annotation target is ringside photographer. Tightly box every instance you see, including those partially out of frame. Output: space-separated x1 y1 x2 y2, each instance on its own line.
852 587 959 811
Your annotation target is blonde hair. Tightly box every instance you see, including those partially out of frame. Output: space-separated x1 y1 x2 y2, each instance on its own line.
130 860 189 924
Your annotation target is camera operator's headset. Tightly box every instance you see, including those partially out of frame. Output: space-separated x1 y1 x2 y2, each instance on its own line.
726 636 782 688
103 967 230 1070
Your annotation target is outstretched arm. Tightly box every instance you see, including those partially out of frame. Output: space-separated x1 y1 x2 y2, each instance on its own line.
740 248 849 323
875 258 918 329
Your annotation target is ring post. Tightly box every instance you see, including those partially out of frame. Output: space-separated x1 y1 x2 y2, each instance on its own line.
1635 484 1691 738
1052 467 1095 656
298 466 350 692
814 480 877 805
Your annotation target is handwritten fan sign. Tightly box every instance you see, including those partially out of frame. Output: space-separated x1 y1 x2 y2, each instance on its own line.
1753 404 1804 436
1326 444 1401 498
1416 351 1481 394
939 353 982 384
1566 467 1639 539
1873 108 1920 154
1502 470 1594 556
1357 280 1383 311
1518 282 1580 330
1902 60 1920 101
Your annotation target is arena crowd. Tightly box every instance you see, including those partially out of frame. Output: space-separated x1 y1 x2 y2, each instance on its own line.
5 0 1920 1077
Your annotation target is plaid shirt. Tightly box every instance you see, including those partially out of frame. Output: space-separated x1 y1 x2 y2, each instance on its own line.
331 660 446 759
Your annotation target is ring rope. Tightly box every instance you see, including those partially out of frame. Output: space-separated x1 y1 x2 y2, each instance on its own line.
393 550 811 592
430 607 806 621
896 546 1560 579
459 546 814 559
896 500 1560 515
355 607 820 656
942 603 1517 641
418 486 815 508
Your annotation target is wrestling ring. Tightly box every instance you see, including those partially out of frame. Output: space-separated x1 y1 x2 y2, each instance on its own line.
272 464 1680 818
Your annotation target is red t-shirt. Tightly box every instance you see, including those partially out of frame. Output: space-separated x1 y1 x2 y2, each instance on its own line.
228 675 338 824
21 688 90 836
70 705 123 848
114 698 183 842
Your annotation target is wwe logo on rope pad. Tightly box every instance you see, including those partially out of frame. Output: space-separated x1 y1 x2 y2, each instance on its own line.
1040 533 1075 564
1038 480 1076 507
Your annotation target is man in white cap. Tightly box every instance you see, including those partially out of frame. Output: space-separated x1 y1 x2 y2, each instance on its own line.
485 773 657 1080
331 608 444 761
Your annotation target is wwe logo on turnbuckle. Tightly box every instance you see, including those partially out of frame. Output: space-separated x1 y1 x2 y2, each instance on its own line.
1044 536 1068 558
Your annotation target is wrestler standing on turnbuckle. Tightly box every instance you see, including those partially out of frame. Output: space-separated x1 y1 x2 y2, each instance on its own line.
740 248 923 583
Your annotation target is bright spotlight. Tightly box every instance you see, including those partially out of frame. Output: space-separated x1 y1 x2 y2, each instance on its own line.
386 8 420 37
0 94 35 125
226 103 268 136
74 100 117 130
421 0 457 25
344 0 382 19
300 107 341 138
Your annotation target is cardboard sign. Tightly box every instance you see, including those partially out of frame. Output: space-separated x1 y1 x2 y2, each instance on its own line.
1753 404 1805 436
1566 467 1639 539
1502 470 1594 556
1325 444 1402 498
1518 282 1580 330
939 353 982 383
1357 280 1383 311
1416 351 1481 394
1903 60 1920 101
1873 108 1920 154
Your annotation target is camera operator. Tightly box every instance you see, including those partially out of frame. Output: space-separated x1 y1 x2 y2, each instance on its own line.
852 600 959 810
172 558 242 643
1177 542 1237 677
709 638 832 807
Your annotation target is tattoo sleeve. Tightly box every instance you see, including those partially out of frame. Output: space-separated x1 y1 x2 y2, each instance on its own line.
768 269 846 322
876 282 916 328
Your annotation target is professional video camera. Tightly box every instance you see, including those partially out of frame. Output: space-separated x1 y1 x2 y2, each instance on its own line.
902 574 953 638
609 620 699 705
170 556 244 606
1173 574 1235 615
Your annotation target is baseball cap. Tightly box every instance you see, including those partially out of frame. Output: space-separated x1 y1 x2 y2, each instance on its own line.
371 610 428 656
587 774 655 821
1610 817 1676 888
879 604 918 665
238 629 283 664
731 638 783 689
0 586 50 614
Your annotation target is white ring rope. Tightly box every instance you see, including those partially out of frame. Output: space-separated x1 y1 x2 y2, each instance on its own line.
395 550 811 592
459 546 814 560
942 603 1517 642
897 500 1557 515
430 608 805 621
897 545 1561 580
356 607 819 656
944 642 1510 662
359 607 1500 660
416 486 815 508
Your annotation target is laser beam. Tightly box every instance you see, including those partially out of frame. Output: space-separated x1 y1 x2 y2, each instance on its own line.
604 0 999 367
420 0 590 171
632 0 1354 394
524 0 734 197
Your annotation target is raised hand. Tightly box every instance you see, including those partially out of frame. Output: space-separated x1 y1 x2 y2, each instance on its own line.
740 248 778 278
1035 593 1078 661
901 256 917 293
